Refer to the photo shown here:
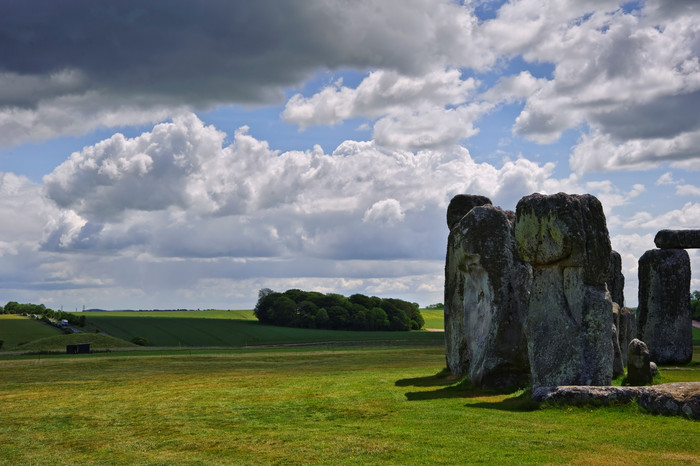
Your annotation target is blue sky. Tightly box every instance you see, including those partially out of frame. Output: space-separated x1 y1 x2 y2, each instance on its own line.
0 0 699 310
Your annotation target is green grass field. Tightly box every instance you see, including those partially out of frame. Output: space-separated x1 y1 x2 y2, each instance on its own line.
1 346 698 464
0 314 63 349
83 310 444 348
419 308 444 330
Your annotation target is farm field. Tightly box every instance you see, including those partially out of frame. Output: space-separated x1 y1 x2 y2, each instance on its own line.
0 314 62 349
1 346 699 464
83 310 444 348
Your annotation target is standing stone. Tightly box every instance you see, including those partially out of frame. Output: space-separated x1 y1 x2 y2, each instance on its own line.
637 249 692 364
654 229 700 249
444 195 492 375
618 306 637 367
627 338 653 386
606 250 625 307
446 205 532 390
515 193 614 389
612 323 625 379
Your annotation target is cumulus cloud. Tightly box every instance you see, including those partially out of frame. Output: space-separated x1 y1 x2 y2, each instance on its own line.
39 114 571 262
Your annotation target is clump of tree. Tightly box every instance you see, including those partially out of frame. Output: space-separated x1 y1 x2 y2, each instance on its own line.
425 303 444 309
692 290 700 321
254 289 424 331
1 301 87 327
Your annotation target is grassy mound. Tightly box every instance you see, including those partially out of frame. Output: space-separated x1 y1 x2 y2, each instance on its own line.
16 332 137 352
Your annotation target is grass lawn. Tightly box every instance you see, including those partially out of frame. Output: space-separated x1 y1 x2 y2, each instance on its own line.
83 311 444 348
0 314 62 349
1 346 699 464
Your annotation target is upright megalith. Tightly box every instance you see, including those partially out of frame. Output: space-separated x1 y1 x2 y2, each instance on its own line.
515 193 614 389
637 249 692 364
606 250 625 307
618 306 637 367
654 229 700 249
446 205 531 390
444 195 492 375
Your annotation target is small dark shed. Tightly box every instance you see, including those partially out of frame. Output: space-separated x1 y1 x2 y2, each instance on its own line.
66 343 91 354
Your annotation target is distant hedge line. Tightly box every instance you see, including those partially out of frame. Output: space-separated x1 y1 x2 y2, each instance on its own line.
1 301 86 327
254 289 424 331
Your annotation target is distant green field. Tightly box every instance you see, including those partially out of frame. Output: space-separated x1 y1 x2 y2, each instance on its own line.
84 310 444 348
16 332 137 352
0 315 62 349
420 309 444 330
693 326 700 345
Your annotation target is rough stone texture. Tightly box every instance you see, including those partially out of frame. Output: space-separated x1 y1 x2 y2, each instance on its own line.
445 204 532 391
637 249 692 364
446 194 492 231
637 383 700 419
533 382 700 420
515 193 613 389
444 195 493 376
606 250 624 307
627 338 653 386
612 323 624 379
618 307 637 367
532 385 639 405
654 229 700 249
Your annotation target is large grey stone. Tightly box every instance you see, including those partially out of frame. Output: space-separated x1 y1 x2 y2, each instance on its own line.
445 204 531 391
618 306 637 367
612 322 624 379
515 193 613 389
606 250 624 307
637 249 692 364
627 338 653 386
654 229 700 249
444 194 492 375
533 382 700 420
446 194 492 231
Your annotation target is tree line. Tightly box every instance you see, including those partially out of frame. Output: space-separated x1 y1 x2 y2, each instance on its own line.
1 301 87 327
254 289 425 331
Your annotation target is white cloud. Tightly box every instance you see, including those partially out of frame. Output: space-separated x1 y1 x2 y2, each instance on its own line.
283 69 478 128
363 199 405 225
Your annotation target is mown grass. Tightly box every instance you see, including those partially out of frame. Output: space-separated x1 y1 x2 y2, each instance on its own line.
84 311 444 348
1 346 699 465
0 314 62 349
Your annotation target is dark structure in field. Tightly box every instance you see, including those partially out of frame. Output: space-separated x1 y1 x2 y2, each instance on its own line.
66 342 91 354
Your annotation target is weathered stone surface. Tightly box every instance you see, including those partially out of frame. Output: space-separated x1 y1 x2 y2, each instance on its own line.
618 307 636 367
533 382 700 420
444 204 531 390
637 383 700 419
515 193 611 285
612 323 624 379
446 194 492 231
532 385 639 406
444 195 493 375
654 229 700 249
637 249 692 364
515 193 613 389
606 250 624 307
627 338 653 386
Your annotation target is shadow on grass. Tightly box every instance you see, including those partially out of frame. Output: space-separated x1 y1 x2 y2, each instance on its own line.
395 368 458 388
399 372 540 412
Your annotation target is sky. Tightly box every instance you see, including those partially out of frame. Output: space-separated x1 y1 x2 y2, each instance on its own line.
1 0 699 311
